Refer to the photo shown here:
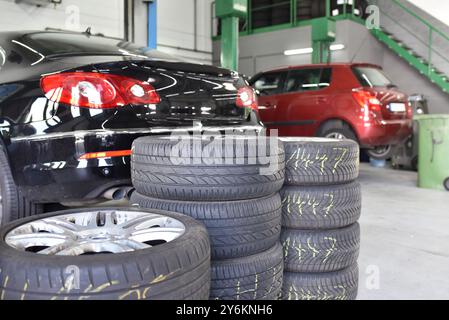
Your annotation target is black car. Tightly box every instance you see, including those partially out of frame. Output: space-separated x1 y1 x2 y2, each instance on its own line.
0 31 262 225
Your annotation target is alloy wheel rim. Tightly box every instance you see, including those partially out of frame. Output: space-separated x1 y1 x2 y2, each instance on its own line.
370 145 392 157
325 132 347 140
5 210 185 256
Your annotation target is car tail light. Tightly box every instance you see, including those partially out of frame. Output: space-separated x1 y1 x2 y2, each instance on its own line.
236 86 258 112
41 72 160 109
79 150 132 160
406 102 414 119
352 90 382 121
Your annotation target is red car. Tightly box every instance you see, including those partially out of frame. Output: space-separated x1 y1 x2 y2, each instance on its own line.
249 63 413 159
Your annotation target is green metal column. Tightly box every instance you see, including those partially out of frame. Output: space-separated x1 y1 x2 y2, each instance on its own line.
311 0 335 64
312 41 331 64
221 16 239 70
215 0 247 71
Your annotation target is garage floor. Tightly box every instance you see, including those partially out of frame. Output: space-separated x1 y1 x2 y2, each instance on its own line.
357 163 449 300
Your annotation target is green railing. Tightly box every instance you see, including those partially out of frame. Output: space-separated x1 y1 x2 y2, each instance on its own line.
367 0 449 92
211 0 366 39
390 0 449 43
369 0 449 77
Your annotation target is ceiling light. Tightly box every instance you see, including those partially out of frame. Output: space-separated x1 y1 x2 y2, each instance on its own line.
330 44 346 51
284 44 345 56
284 48 313 56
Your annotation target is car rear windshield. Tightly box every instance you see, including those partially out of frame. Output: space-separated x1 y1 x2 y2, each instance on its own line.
14 32 180 61
352 67 393 87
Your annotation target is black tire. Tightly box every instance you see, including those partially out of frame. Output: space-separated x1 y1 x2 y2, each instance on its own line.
282 264 359 300
0 144 42 226
0 207 211 300
131 136 285 201
444 178 449 191
281 223 360 273
131 192 282 260
210 243 284 300
281 137 359 186
281 182 362 229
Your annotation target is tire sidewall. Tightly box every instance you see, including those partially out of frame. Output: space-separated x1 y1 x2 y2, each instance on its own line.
0 145 15 225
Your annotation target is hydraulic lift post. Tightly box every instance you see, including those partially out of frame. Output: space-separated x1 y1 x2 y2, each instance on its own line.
215 0 247 70
311 0 336 64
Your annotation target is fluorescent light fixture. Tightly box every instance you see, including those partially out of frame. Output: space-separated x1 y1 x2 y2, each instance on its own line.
330 44 346 51
284 48 313 56
284 44 345 56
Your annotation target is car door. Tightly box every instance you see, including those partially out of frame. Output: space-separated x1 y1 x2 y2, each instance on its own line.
275 67 333 137
250 71 287 128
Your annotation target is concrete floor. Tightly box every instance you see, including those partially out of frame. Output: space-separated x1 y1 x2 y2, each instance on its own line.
357 163 449 300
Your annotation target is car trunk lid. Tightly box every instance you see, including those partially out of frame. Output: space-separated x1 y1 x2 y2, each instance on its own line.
94 60 253 125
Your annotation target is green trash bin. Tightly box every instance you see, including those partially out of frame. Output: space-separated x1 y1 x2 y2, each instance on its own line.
415 115 449 191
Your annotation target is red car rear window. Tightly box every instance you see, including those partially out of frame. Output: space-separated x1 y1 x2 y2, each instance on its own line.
353 67 394 87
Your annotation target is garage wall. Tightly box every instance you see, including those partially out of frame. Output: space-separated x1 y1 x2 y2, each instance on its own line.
213 20 449 114
0 0 214 65
0 0 125 38
156 0 213 64
408 0 449 26
212 20 384 77
132 0 214 65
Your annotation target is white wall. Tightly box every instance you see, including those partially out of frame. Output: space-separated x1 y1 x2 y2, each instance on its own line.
0 0 124 38
0 0 214 65
157 0 213 64
408 0 449 26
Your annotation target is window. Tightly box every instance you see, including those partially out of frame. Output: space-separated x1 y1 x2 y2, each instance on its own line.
251 72 286 96
213 0 369 36
285 68 332 93
353 67 393 87
251 0 291 29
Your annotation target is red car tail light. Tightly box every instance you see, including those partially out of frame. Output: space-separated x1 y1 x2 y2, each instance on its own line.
41 72 160 109
406 102 414 119
352 90 382 121
236 86 258 112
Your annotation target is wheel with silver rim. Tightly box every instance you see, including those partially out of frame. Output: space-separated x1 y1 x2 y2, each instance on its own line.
6 210 186 255
325 132 347 140
366 145 393 160
317 122 358 144
0 207 211 300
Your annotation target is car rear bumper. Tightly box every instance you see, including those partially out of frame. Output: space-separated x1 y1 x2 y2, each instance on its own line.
9 124 264 203
356 119 413 148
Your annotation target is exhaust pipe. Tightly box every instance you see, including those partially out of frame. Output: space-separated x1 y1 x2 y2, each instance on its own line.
103 187 134 201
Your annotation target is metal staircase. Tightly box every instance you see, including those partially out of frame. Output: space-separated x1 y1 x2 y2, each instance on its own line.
368 0 449 94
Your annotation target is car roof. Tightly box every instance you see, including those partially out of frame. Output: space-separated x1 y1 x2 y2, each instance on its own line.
258 63 382 74
0 30 118 40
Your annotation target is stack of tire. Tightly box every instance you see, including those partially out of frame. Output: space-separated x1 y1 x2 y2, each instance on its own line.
130 135 286 300
279 138 361 300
